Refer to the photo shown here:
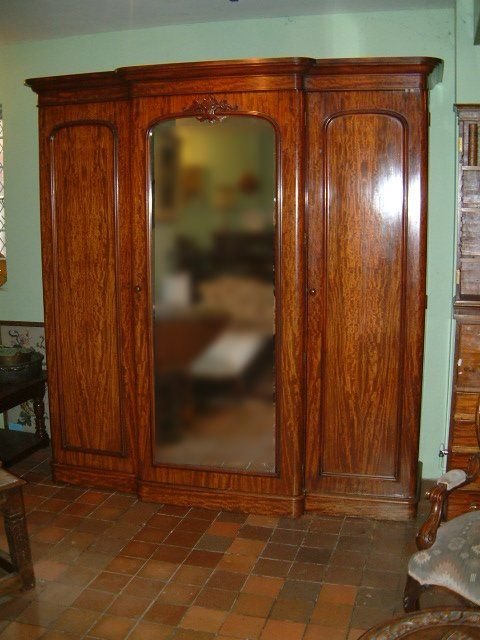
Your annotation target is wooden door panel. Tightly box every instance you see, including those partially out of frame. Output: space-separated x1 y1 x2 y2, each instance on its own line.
39 103 136 485
51 122 122 454
306 90 427 517
323 112 404 478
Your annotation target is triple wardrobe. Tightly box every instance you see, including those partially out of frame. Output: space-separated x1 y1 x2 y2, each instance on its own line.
26 56 442 520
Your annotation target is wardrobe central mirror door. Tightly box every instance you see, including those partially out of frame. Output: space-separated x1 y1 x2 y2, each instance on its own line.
149 115 276 473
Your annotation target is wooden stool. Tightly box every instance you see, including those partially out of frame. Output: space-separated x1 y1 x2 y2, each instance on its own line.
0 468 34 594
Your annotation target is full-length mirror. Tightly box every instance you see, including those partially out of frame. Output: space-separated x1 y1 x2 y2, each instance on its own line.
150 114 276 473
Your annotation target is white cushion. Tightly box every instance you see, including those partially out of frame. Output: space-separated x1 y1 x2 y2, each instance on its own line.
437 469 467 491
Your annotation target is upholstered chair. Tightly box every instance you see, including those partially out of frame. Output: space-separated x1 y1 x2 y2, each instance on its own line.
404 452 480 611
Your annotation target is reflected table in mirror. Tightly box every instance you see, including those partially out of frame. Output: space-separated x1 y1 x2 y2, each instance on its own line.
0 372 49 466
154 309 228 443
359 608 480 639
153 306 276 472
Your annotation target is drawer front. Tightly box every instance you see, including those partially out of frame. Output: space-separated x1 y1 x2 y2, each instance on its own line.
456 323 480 388
450 420 479 450
459 257 480 299
453 392 479 420
450 392 480 449
447 489 480 520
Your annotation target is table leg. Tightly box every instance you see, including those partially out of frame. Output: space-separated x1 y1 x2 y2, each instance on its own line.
32 381 48 443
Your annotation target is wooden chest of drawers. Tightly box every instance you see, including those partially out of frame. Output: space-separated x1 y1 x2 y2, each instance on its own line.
447 105 480 518
448 319 480 516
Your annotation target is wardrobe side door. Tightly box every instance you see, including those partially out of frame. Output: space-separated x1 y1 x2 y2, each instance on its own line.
39 101 137 491
305 90 428 520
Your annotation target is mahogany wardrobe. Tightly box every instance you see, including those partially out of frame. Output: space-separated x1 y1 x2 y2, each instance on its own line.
26 56 442 520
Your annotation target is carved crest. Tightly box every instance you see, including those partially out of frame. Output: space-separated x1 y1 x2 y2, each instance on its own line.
183 96 238 124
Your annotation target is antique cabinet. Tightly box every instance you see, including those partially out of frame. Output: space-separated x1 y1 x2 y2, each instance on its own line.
447 105 480 518
26 56 442 519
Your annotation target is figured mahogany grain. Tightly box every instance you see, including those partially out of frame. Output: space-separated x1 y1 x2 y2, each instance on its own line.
323 112 404 478
51 121 122 454
37 101 136 483
305 88 430 518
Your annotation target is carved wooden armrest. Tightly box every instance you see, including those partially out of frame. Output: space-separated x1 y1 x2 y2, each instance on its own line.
415 453 480 550
416 482 448 550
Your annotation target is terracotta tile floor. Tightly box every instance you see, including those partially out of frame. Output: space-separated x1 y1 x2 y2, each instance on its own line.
0 449 449 639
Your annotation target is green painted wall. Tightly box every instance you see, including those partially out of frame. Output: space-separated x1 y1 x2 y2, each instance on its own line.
0 7 456 477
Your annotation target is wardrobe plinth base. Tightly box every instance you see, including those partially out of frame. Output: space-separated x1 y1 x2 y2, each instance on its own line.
52 463 137 494
305 492 417 522
139 481 305 517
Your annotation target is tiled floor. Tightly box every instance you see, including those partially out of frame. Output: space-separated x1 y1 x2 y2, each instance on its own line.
0 448 450 639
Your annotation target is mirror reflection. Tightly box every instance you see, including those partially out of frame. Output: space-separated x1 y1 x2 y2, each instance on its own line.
151 115 276 473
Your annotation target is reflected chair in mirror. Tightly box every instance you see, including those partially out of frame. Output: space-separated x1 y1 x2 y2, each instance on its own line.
404 397 480 612
0 465 35 595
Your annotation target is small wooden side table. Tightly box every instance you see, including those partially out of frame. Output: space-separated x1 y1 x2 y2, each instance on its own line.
0 371 49 467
